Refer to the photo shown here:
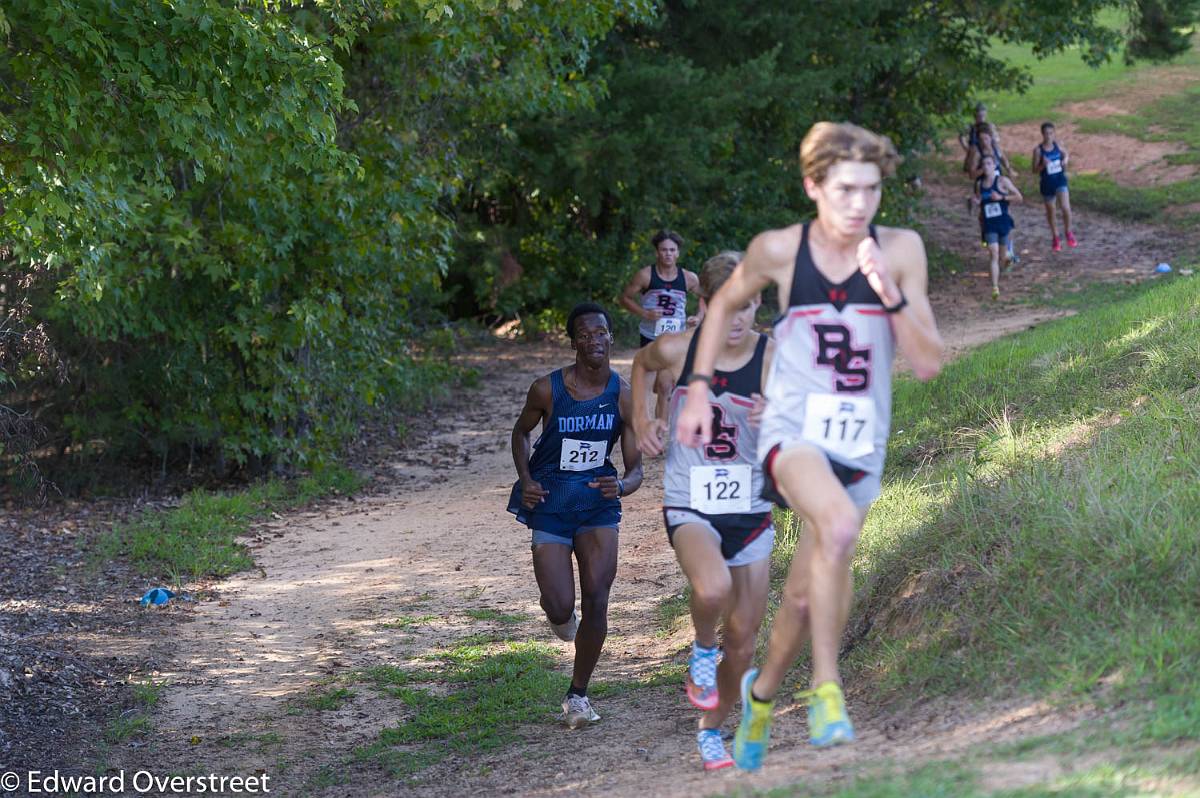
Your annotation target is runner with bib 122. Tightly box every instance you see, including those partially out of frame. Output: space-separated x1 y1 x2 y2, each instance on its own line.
631 250 776 772
674 122 943 771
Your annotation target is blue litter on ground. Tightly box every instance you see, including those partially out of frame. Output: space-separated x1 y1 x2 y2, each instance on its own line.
1155 262 1172 274
139 587 176 606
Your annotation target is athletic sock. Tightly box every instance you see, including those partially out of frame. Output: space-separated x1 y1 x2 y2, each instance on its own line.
566 684 587 699
693 641 718 655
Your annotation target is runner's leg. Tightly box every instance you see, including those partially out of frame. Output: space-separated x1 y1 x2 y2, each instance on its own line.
672 525 732 648
701 556 769 729
1043 198 1059 240
532 541 576 627
988 241 1001 296
752 444 862 699
1059 190 1074 241
572 526 619 690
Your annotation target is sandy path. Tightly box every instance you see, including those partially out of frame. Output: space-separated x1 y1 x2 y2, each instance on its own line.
120 167 1200 794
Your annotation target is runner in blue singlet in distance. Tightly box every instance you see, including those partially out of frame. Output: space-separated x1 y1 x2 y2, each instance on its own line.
972 153 1024 300
1031 122 1077 252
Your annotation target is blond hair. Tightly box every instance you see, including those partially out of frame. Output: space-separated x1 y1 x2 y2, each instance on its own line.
699 250 743 299
800 122 901 185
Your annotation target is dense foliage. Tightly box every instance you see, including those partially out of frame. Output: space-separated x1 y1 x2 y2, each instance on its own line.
458 0 1194 324
0 0 1193 482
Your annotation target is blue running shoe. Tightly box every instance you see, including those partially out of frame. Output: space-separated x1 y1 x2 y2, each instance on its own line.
697 728 733 771
798 681 855 747
732 669 773 771
686 642 719 711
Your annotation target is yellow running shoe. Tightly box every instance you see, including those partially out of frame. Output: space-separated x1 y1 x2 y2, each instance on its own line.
797 681 855 747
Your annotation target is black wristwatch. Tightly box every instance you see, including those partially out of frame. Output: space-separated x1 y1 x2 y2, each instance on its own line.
884 293 908 314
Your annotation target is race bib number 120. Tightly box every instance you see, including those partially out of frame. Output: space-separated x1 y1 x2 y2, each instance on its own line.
689 465 752 514
801 393 876 460
655 317 683 336
560 438 607 471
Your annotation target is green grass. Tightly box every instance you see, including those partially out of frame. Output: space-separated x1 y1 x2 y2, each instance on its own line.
353 640 685 778
1068 172 1200 222
759 276 1200 795
379 613 437 630
354 641 565 776
302 686 355 711
91 463 363 582
462 608 529 623
131 679 165 708
104 713 151 744
844 275 1200 711
1076 82 1200 149
979 13 1200 126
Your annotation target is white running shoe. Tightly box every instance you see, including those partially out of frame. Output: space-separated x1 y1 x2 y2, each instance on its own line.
548 611 578 642
562 694 600 729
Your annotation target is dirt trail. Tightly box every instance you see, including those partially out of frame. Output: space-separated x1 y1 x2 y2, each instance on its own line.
126 337 1101 797
119 170 1200 795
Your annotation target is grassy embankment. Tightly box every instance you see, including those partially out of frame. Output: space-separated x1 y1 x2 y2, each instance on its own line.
762 273 1200 797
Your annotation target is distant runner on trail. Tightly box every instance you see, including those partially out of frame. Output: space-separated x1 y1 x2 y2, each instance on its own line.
674 122 943 771
959 102 998 175
620 230 702 420
966 122 1019 264
973 153 1024 300
631 251 776 772
507 302 644 730
1031 122 1077 252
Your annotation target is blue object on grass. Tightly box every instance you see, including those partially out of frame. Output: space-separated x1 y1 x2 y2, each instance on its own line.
139 587 176 606
1155 263 1172 274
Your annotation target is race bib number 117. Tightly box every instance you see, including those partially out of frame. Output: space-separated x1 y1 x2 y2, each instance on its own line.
801 393 876 460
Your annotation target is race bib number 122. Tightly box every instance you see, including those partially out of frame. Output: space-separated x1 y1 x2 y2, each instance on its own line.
689 464 752 514
801 393 876 460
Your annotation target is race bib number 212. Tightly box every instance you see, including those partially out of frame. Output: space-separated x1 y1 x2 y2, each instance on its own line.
560 438 607 471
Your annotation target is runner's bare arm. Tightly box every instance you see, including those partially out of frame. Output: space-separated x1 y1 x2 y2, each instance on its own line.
619 267 657 321
1061 144 1069 168
866 229 942 381
1031 146 1043 175
1000 176 1024 203
590 378 644 498
749 336 775 429
684 269 704 326
512 376 552 507
676 230 791 446
632 330 692 456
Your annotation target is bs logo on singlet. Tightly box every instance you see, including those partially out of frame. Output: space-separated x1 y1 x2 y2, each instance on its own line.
813 323 870 392
704 404 739 461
